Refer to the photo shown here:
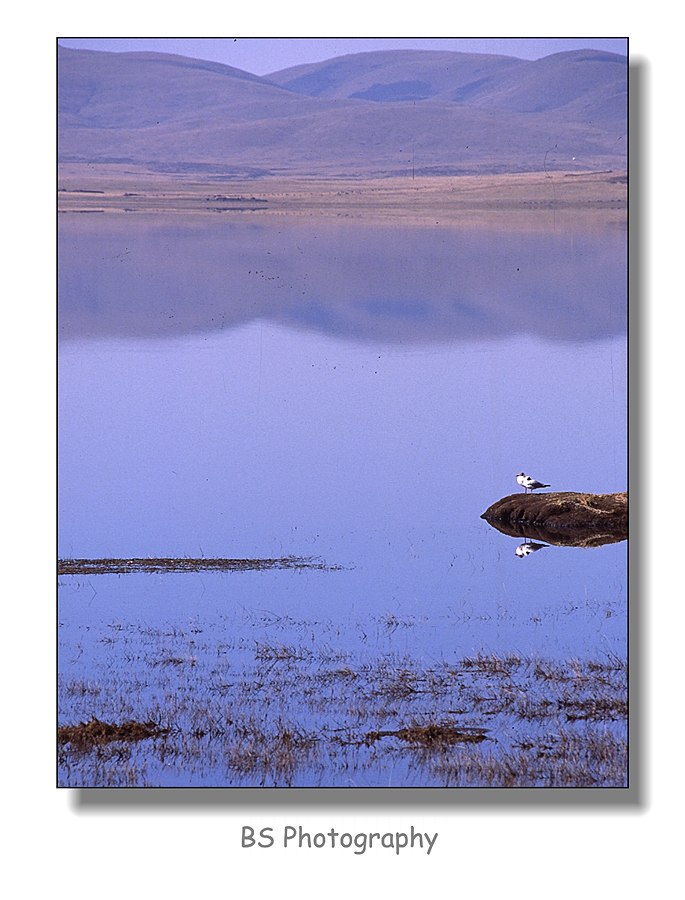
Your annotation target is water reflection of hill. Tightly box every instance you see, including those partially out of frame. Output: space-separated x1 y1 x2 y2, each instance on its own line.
59 217 626 344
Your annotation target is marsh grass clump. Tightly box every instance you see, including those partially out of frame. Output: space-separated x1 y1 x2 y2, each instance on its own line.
461 652 523 675
366 722 489 749
152 655 197 668
429 727 627 787
63 680 102 698
372 668 419 700
254 642 314 663
559 694 628 721
375 613 420 633
225 719 318 785
357 655 427 702
533 659 576 682
58 717 169 751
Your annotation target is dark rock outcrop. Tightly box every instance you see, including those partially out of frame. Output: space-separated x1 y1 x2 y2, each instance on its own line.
481 491 627 548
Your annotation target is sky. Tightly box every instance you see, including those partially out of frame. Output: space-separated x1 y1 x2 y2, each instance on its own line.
57 37 628 76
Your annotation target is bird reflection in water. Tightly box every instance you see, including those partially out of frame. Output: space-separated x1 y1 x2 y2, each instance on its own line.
515 541 549 558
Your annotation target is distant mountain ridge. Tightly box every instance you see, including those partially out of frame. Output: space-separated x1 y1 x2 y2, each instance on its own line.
266 49 522 101
267 48 626 119
58 45 627 178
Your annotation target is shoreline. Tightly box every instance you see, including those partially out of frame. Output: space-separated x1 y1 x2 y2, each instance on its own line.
57 167 627 225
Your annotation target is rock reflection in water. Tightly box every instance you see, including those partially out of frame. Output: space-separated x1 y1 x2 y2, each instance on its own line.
482 491 628 549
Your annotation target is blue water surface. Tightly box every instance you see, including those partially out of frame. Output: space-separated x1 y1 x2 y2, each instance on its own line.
58 212 627 694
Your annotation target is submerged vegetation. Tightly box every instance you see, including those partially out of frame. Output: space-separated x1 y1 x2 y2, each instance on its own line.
58 614 627 788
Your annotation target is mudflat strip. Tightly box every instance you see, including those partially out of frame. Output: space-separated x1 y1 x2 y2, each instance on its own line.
58 556 337 575
57 168 627 224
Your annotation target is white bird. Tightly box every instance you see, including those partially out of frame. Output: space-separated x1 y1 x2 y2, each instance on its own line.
516 472 551 493
515 541 548 557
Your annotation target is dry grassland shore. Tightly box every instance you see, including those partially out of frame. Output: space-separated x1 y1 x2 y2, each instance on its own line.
58 166 627 226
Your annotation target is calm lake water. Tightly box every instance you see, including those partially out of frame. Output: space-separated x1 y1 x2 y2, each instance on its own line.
57 212 627 787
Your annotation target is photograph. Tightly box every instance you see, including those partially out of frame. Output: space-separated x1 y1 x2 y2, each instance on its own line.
57 36 628 789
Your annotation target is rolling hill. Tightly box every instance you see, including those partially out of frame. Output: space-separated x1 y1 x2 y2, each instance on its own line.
58 45 628 178
268 48 627 120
